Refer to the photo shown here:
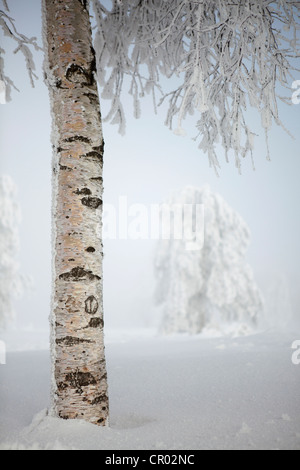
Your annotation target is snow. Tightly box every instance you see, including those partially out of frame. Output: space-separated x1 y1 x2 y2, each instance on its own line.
0 327 299 450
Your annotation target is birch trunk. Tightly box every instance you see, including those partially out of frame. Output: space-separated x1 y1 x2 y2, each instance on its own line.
42 0 109 426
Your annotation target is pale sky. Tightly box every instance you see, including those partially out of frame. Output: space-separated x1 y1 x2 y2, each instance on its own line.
1 0 300 330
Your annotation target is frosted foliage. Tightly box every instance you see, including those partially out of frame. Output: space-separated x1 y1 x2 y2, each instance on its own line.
92 0 300 171
155 186 263 335
0 0 40 100
0 175 26 328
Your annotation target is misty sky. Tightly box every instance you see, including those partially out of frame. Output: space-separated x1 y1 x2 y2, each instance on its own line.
0 0 300 331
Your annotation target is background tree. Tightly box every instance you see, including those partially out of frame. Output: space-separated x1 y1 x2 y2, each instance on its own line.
0 175 30 329
0 0 299 425
154 186 263 335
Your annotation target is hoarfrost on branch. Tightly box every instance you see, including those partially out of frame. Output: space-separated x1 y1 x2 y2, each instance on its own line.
92 0 300 170
1 0 300 165
0 0 40 101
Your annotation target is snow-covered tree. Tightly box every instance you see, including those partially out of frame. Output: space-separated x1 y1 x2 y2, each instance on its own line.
155 186 264 335
0 0 299 425
0 175 26 329
92 0 300 172
2 1 300 170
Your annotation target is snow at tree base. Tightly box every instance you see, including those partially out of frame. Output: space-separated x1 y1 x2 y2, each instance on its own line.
0 329 299 450
155 186 263 336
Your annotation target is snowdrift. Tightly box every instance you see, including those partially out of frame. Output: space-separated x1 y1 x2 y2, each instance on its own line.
0 329 299 450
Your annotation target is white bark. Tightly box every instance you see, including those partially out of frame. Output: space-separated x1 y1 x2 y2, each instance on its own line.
42 0 109 426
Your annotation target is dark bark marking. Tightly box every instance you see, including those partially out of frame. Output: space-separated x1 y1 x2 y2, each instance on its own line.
81 197 102 209
64 370 97 394
90 47 97 75
73 187 92 195
83 92 98 106
93 141 104 153
80 150 103 161
86 246 95 253
66 63 93 86
90 177 103 183
59 267 101 282
57 382 68 392
89 318 103 328
63 135 91 144
54 78 67 89
91 392 108 406
59 164 72 171
56 336 93 346
85 295 99 314
66 45 96 87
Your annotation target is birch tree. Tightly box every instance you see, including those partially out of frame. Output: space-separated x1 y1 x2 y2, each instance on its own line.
42 0 108 426
0 0 299 425
154 186 263 335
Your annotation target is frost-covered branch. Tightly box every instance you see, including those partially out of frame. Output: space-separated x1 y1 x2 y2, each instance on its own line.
92 0 300 171
92 0 167 134
0 0 41 101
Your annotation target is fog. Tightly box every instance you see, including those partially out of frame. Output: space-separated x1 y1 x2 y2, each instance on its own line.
1 0 300 333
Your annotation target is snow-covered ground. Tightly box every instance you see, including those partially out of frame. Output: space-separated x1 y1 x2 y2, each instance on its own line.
0 327 299 450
